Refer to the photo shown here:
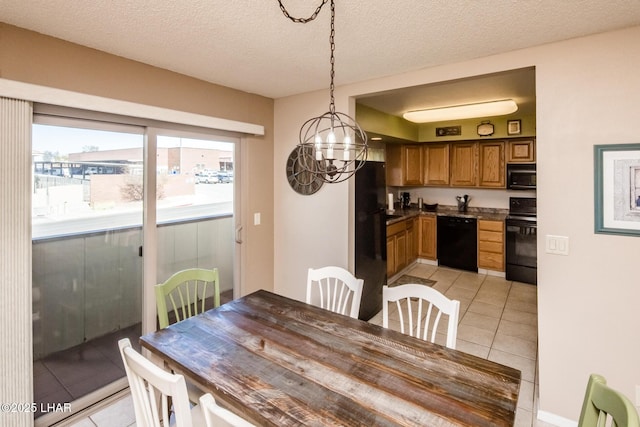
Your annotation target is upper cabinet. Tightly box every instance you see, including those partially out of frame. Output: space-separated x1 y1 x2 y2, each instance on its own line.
478 141 505 188
386 144 423 186
450 142 478 187
507 138 535 163
386 138 533 189
423 143 449 186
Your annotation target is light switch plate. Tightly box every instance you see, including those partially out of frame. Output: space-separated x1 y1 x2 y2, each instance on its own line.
254 212 261 226
545 235 569 255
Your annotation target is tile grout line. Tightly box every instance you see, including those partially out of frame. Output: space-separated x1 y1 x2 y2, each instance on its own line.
487 279 512 353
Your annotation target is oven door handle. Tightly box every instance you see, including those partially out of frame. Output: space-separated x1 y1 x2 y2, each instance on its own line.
506 219 537 228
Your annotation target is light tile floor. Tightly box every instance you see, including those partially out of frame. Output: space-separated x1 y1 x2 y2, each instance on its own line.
68 265 555 427
369 264 554 427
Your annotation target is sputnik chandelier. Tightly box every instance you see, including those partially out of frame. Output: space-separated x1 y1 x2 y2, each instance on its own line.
278 0 368 184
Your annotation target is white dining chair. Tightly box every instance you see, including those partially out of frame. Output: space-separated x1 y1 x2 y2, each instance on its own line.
306 266 364 319
382 284 460 349
118 338 204 427
199 393 255 427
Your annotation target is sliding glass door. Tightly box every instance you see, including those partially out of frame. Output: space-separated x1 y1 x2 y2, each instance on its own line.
32 121 145 421
31 114 240 425
153 132 237 307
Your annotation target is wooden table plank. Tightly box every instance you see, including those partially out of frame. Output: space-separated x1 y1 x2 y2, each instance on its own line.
141 290 521 426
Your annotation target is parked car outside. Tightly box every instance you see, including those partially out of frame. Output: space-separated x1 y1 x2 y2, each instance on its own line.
197 171 219 184
217 171 232 183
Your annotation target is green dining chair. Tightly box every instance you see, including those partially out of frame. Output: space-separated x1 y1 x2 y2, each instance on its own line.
578 374 640 427
155 268 220 329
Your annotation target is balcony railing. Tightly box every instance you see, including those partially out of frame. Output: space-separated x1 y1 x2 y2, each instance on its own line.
33 215 233 359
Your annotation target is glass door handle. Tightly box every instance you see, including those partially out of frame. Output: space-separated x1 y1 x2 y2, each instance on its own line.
235 226 243 244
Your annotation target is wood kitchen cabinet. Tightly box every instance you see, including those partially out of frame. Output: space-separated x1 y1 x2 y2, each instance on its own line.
477 219 505 272
387 220 406 277
418 215 437 260
386 137 534 190
423 143 450 186
386 235 396 277
450 142 478 187
387 217 418 277
478 141 505 188
406 217 418 264
386 144 423 186
507 138 535 163
393 231 407 274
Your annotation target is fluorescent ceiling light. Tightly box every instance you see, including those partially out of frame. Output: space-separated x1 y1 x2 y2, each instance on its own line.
403 99 518 123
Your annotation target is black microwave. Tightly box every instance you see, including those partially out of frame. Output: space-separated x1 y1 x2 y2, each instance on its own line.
507 164 536 190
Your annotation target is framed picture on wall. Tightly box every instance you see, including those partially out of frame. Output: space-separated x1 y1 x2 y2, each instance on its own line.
594 143 640 236
507 119 521 135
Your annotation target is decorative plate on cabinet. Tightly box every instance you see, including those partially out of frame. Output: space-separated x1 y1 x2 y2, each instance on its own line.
477 121 494 137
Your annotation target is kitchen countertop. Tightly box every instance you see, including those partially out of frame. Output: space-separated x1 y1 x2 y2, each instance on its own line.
386 205 508 225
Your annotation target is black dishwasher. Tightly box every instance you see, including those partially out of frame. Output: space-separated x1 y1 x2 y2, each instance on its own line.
437 216 478 272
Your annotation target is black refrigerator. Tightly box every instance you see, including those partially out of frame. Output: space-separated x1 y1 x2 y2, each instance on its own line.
355 161 387 320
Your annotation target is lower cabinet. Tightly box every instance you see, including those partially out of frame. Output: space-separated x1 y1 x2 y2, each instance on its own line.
387 218 418 277
389 216 503 273
386 236 396 277
418 216 437 260
391 216 504 274
477 219 505 271
406 217 418 265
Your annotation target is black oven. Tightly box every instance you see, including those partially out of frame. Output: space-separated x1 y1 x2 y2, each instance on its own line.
505 197 537 285
507 163 536 190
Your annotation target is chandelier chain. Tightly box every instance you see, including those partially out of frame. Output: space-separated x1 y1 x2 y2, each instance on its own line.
329 0 335 114
277 0 329 23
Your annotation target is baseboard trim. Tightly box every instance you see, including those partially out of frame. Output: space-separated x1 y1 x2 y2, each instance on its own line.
537 410 578 427
477 268 506 278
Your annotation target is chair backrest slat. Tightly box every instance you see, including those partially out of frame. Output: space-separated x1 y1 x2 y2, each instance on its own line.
306 266 364 319
118 338 193 427
156 268 220 329
578 374 640 427
383 284 460 349
199 392 256 427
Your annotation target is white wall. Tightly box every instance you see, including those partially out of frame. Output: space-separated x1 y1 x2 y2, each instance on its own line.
274 90 352 302
274 26 640 423
533 27 640 422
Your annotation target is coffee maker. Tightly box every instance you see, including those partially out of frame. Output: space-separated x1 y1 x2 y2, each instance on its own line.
402 192 411 209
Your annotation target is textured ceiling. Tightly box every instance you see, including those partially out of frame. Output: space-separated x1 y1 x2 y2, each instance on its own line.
2 0 640 104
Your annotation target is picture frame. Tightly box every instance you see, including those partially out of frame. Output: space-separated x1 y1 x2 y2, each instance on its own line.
507 119 521 135
594 143 640 236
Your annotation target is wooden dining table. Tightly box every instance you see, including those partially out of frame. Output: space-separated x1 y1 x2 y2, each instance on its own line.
140 290 521 426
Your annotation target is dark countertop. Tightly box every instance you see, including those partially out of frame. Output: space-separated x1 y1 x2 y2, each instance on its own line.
386 205 508 225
